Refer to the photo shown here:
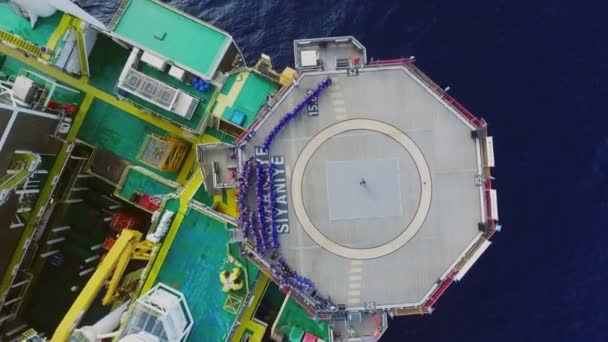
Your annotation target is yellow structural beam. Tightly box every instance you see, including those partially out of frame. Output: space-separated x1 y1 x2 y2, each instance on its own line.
51 230 143 342
141 169 203 293
102 237 137 305
231 275 269 342
46 14 72 54
142 132 227 289
176 147 197 185
279 67 298 86
140 132 227 293
66 93 93 141
0 42 195 143
72 18 90 76
132 240 155 261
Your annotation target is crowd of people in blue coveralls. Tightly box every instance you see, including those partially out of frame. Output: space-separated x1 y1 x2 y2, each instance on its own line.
236 78 333 301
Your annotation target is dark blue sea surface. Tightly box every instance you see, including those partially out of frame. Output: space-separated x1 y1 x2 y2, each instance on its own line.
79 0 608 341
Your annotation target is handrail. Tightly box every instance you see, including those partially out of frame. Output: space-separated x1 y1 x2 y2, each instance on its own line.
0 84 16 106
483 178 498 238
400 62 486 128
442 93 485 128
0 152 41 205
367 57 416 66
423 268 459 311
109 0 132 30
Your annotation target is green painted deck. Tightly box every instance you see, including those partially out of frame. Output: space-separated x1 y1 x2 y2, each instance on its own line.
154 209 244 341
275 298 331 341
0 4 62 47
113 0 230 77
193 186 214 206
49 84 84 107
219 72 279 128
89 35 130 94
117 167 176 200
77 99 187 180
0 52 34 78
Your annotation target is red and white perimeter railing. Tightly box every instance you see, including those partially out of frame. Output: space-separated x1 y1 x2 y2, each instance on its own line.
366 57 499 315
424 268 460 312
368 57 487 129
368 57 417 66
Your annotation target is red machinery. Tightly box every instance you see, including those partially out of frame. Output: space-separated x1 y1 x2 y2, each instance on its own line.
130 192 162 212
47 101 78 115
110 211 144 233
103 236 116 251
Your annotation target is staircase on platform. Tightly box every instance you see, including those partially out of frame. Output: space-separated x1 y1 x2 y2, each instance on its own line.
0 152 42 206
0 30 42 58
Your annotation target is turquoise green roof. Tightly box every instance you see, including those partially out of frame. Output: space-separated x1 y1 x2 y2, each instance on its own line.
112 0 230 77
0 4 62 47
219 72 279 129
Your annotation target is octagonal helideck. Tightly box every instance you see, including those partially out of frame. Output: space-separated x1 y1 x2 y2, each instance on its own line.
237 61 497 313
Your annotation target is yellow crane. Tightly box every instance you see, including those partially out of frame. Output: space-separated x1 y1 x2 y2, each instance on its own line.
50 229 154 342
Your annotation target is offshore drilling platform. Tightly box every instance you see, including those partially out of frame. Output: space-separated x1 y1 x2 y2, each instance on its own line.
0 0 499 341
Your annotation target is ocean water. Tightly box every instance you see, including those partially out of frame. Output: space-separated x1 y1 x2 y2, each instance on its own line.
79 0 608 341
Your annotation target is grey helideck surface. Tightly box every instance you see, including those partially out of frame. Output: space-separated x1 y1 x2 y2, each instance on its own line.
304 129 420 250
244 66 483 308
326 158 403 221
